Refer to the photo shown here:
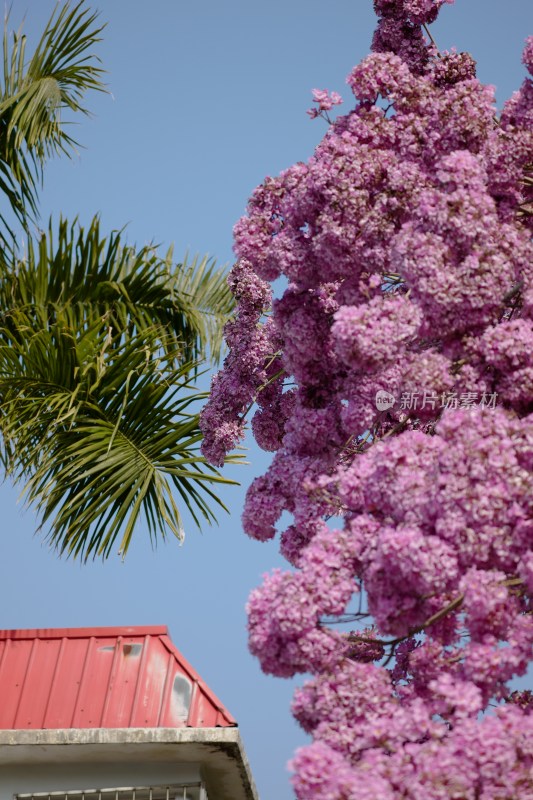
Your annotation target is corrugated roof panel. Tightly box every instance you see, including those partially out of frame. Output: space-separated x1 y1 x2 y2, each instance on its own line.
72 635 115 727
0 626 236 730
152 649 178 727
0 638 36 728
14 638 61 729
129 634 162 727
102 636 153 727
43 636 89 728
158 633 236 728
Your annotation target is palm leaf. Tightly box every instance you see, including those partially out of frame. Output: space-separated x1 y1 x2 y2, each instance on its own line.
0 319 241 561
0 1 105 234
166 251 236 363
0 4 238 560
0 216 234 366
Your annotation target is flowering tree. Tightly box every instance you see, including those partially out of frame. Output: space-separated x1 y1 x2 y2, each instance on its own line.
201 0 533 796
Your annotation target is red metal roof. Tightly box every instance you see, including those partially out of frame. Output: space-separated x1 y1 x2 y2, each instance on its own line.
0 625 236 730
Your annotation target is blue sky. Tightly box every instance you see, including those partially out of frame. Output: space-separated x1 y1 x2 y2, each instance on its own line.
2 1 532 797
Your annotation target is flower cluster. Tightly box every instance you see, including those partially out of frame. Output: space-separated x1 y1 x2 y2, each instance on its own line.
201 0 533 795
307 89 343 119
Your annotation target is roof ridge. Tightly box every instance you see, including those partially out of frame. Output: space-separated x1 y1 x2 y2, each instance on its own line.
0 625 169 640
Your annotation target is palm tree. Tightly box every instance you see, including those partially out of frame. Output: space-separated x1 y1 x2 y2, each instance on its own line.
0 2 238 560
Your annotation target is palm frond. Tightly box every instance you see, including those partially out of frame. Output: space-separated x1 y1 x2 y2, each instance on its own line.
0 5 237 560
0 319 241 561
0 216 234 365
0 1 105 233
167 251 235 363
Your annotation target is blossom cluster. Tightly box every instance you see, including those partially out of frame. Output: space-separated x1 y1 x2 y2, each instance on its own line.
307 89 343 119
201 1 533 796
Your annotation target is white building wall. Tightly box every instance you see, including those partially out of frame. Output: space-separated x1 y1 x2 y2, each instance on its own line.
0 728 258 800
0 759 202 800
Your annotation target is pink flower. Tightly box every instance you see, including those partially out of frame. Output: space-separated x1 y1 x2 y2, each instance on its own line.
200 0 533 793
307 88 343 118
522 35 533 76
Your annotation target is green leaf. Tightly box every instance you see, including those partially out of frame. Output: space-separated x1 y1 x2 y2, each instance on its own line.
0 4 238 561
0 1 106 237
0 217 240 560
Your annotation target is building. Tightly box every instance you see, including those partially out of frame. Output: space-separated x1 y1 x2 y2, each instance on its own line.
0 626 258 800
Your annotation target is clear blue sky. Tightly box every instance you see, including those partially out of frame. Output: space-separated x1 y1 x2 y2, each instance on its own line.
2 2 531 797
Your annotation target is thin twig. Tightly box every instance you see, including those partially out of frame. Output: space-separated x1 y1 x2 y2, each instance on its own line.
422 23 440 55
